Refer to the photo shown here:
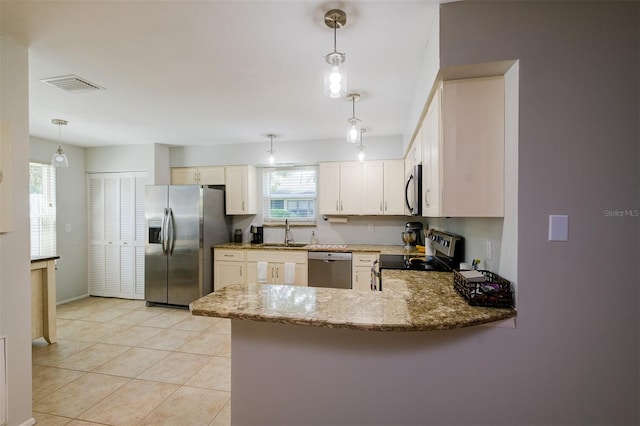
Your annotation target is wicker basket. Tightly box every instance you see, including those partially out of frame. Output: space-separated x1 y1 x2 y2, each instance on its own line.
453 270 513 308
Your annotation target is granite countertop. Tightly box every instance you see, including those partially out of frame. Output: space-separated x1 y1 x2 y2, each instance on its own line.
214 242 420 256
190 270 516 332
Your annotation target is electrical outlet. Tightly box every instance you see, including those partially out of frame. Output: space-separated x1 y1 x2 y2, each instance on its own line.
486 240 492 260
65 224 72 233
368 224 375 232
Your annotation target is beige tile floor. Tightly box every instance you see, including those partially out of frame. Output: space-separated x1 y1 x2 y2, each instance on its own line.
32 296 231 425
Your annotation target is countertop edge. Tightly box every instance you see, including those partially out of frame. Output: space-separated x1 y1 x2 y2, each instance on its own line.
213 242 421 255
190 273 517 333
190 305 516 332
31 255 60 263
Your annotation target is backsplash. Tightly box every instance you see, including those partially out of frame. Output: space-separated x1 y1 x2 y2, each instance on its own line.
230 215 505 271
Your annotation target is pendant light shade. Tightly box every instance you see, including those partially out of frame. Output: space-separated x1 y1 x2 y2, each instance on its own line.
323 9 347 99
346 93 361 143
267 134 277 166
51 119 69 167
357 128 366 162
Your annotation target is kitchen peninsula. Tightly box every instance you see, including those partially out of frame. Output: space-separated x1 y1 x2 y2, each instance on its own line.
190 269 516 425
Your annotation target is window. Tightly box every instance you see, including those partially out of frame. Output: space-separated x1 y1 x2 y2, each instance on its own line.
263 166 317 224
29 162 56 257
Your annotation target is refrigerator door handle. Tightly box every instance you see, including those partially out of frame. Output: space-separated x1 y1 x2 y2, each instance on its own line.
167 207 175 256
161 208 169 255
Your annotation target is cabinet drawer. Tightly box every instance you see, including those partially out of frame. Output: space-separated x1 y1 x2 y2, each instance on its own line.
352 252 379 266
215 249 245 262
246 250 307 264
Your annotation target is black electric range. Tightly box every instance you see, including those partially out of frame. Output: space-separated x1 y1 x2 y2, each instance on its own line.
378 253 454 272
371 230 464 291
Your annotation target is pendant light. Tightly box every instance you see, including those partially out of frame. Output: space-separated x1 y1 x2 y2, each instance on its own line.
323 9 347 99
267 134 277 166
346 93 361 143
357 128 366 162
51 119 69 167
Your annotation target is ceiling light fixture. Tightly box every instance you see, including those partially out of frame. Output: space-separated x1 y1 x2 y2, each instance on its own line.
357 128 366 162
267 134 277 166
323 9 347 99
51 119 69 167
346 93 361 143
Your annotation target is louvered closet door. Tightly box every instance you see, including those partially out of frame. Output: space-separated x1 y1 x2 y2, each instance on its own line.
103 174 123 298
133 173 147 299
118 174 134 298
88 172 148 299
88 175 105 296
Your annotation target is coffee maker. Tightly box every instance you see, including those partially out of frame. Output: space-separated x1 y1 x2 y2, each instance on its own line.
250 225 263 244
404 222 423 246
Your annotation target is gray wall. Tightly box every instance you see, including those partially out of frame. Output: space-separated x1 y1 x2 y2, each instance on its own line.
0 35 34 425
30 136 88 303
437 1 638 423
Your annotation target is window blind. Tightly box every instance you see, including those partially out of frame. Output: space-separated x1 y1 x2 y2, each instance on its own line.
263 166 317 224
29 162 57 256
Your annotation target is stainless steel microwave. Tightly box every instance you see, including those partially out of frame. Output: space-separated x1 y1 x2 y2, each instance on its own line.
404 164 422 215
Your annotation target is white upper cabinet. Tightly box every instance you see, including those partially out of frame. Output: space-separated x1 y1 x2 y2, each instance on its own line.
361 161 384 215
422 76 505 217
382 160 405 215
171 166 225 185
225 165 257 215
320 160 404 216
337 162 363 215
362 160 405 215
318 162 362 215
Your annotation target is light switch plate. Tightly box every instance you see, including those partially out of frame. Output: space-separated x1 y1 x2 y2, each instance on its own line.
548 215 569 241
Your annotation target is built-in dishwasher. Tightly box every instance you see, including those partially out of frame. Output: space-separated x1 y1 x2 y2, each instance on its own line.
307 252 352 289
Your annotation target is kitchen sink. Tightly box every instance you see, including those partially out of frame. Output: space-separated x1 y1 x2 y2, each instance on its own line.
261 243 308 248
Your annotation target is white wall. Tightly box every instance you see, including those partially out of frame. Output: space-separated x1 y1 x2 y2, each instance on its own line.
85 143 156 173
170 135 404 167
0 35 34 425
30 137 88 303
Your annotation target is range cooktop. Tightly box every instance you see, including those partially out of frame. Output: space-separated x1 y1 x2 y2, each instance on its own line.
378 254 453 272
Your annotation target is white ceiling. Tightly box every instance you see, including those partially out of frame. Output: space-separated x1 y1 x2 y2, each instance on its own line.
1 1 438 147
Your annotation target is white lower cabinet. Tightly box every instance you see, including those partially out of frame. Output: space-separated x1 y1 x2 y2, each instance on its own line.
246 250 308 286
88 172 148 299
352 252 379 291
213 249 246 291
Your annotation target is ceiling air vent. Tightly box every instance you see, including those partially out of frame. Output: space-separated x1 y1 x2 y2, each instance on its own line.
40 74 105 93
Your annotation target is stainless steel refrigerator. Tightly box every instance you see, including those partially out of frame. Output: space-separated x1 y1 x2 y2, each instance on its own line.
145 185 231 306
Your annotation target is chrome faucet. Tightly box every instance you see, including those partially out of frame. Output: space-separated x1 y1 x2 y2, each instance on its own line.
284 219 293 246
